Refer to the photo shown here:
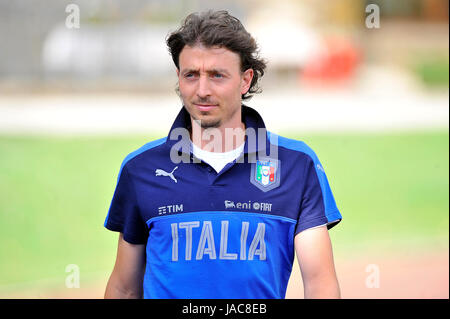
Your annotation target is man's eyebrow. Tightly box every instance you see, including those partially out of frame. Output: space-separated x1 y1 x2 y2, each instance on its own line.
208 68 231 76
180 68 230 75
181 68 199 74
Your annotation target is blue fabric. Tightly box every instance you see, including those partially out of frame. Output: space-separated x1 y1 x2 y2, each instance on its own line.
144 211 296 299
104 105 342 298
268 132 342 234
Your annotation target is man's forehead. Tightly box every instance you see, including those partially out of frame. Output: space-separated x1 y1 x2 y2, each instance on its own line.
179 44 240 70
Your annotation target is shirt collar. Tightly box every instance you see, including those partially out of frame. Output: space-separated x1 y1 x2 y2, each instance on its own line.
164 104 269 155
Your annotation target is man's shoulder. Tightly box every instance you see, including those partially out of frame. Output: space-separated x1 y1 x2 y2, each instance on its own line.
119 136 167 172
268 131 319 163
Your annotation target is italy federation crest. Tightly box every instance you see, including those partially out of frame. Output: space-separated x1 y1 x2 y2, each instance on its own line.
250 158 281 192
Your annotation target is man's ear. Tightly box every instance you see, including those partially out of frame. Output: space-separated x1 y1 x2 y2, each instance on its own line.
241 69 254 95
176 68 180 77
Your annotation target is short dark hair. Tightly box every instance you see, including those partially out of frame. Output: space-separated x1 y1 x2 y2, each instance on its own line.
166 10 266 100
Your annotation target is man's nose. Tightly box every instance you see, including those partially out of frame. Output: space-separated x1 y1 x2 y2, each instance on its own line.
196 75 212 98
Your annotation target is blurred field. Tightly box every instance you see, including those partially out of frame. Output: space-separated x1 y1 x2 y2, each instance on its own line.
0 130 448 297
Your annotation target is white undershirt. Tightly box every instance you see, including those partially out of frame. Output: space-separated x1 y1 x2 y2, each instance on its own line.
191 142 245 173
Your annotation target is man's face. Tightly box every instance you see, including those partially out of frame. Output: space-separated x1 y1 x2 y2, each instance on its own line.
177 44 253 129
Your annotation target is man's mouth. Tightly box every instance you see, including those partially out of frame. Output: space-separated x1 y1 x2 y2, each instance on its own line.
193 103 218 112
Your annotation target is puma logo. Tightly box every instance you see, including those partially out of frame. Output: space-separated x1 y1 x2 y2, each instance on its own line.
155 166 178 183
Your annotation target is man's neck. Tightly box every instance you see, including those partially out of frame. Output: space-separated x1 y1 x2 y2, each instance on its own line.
190 120 246 153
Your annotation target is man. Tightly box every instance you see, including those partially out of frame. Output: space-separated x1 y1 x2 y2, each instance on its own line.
104 10 342 299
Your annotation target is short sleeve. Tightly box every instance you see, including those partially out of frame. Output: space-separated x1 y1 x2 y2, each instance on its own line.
104 164 148 244
295 155 342 235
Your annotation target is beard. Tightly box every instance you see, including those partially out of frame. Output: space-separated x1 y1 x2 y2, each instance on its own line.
185 99 222 129
195 112 222 129
180 91 241 130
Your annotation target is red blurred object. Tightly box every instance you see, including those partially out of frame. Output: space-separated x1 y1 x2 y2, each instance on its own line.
301 37 361 86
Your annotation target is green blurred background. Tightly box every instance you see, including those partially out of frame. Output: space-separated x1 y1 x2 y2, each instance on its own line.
0 0 448 298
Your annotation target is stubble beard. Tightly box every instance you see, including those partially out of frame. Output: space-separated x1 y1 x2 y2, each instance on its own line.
186 101 222 129
196 112 221 129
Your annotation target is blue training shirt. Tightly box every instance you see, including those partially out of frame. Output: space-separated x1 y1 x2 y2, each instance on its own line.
104 105 342 299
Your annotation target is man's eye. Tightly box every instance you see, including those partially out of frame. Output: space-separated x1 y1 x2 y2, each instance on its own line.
213 73 223 78
184 72 198 79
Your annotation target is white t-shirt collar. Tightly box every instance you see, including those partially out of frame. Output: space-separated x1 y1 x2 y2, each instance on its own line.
191 142 245 173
